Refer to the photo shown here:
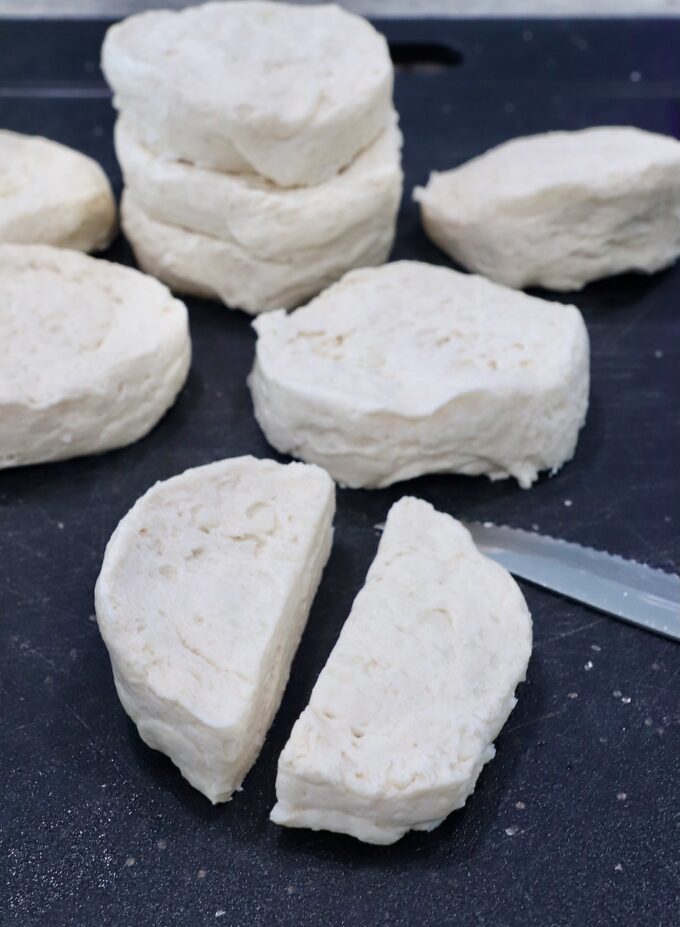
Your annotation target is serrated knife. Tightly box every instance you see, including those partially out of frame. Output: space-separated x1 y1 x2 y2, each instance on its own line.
465 523 680 642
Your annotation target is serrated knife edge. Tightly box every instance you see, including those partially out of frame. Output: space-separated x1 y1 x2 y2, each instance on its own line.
464 522 680 642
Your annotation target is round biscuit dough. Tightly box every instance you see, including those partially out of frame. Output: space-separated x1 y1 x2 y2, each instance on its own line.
0 244 190 469
0 130 116 252
102 0 394 187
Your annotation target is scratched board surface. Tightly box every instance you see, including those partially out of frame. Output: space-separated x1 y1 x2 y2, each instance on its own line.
0 17 678 927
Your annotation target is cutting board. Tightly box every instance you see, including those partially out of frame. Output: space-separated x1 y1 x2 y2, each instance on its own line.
0 16 678 927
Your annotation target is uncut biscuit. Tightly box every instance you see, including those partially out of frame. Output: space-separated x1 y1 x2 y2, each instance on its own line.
415 126 680 291
102 0 393 187
249 261 590 488
0 244 189 468
122 192 397 313
0 130 116 252
114 116 402 261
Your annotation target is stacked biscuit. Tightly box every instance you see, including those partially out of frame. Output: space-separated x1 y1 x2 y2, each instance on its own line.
102 1 403 314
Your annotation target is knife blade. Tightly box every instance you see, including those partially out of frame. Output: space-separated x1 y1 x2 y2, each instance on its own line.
464 522 680 642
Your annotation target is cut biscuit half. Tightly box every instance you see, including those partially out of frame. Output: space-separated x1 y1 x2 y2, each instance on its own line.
95 456 335 803
271 497 533 844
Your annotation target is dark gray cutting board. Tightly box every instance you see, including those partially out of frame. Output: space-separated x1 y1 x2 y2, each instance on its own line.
0 17 678 927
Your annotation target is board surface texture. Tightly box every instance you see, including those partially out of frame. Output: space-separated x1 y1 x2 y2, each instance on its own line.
0 17 678 927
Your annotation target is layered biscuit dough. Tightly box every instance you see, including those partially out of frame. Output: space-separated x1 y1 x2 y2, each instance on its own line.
121 180 399 313
115 116 402 262
0 244 190 469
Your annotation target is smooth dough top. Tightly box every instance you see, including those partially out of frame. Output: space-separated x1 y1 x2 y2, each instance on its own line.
253 261 587 418
102 1 392 181
0 130 115 249
96 456 335 726
0 244 188 407
416 127 680 215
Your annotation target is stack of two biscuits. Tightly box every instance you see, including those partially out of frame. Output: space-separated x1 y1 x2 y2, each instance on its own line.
103 1 403 314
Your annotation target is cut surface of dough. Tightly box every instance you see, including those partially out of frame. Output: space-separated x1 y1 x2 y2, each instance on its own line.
95 456 335 803
271 497 532 844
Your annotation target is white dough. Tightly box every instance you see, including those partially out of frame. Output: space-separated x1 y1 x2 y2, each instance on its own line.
121 192 397 314
102 1 393 187
271 497 532 845
0 244 190 469
249 261 590 489
95 456 335 803
114 117 402 261
414 126 680 291
0 130 116 252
